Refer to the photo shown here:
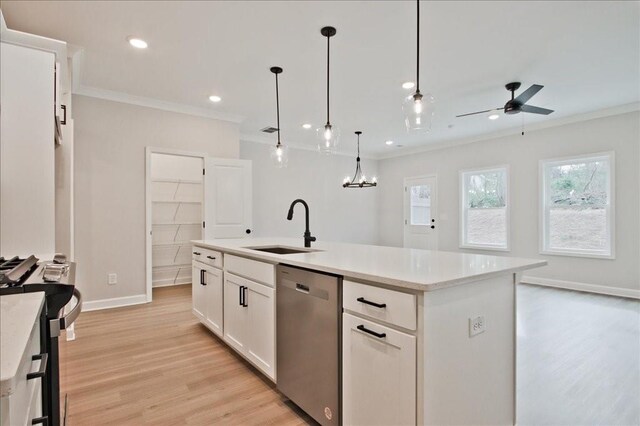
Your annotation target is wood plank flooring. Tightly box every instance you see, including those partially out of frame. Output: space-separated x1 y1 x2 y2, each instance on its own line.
60 283 639 425
59 285 312 425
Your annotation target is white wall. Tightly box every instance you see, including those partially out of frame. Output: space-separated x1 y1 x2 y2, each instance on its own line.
73 95 239 303
240 140 379 245
377 112 640 293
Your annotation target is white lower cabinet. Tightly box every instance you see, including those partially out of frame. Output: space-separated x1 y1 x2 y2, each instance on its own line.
342 313 417 426
223 272 275 380
192 262 223 337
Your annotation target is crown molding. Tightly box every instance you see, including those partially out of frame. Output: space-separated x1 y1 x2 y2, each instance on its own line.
377 102 640 160
70 49 244 124
239 133 379 161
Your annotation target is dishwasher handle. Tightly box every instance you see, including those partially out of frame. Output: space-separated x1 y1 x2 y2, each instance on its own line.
295 283 310 293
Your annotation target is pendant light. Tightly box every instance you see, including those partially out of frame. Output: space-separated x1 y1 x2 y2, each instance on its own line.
317 26 340 154
403 0 435 132
343 131 377 188
270 66 288 168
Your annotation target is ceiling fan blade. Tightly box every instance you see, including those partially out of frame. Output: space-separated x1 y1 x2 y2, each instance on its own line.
520 104 554 115
513 84 543 105
456 108 502 118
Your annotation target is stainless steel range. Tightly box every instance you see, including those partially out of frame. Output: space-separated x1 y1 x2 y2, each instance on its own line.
0 254 82 426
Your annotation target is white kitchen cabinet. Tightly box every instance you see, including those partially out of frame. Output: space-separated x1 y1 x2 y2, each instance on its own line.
342 313 416 426
223 272 275 380
192 262 223 337
191 264 206 320
223 273 248 353
0 42 55 259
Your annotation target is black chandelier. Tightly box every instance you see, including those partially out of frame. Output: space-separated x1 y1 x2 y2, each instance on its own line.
343 131 377 188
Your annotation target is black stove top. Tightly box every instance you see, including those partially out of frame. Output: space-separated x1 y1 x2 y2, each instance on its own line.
0 255 39 286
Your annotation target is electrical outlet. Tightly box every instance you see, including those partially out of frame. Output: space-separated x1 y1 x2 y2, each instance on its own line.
469 315 486 337
108 273 117 285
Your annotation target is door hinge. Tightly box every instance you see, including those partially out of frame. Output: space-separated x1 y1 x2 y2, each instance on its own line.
202 221 205 228
405 219 407 225
203 168 205 175
404 187 407 192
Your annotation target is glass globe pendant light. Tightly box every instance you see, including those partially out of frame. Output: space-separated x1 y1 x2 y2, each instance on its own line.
317 26 340 154
403 0 435 131
269 66 288 168
342 131 377 188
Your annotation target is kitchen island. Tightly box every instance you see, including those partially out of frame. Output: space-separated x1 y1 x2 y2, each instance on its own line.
191 238 546 426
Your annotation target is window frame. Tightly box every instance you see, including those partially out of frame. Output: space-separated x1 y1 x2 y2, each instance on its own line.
459 165 510 252
539 151 615 259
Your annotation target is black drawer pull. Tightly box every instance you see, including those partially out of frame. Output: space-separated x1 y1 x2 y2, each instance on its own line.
32 416 48 425
242 286 248 307
206 255 216 260
27 353 48 380
239 285 245 306
193 251 201 256
357 297 386 309
200 269 206 286
357 324 386 339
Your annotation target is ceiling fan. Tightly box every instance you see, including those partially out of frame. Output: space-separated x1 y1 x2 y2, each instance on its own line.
456 82 554 118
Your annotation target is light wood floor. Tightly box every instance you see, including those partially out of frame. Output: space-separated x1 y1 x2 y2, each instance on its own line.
59 285 312 425
61 283 639 425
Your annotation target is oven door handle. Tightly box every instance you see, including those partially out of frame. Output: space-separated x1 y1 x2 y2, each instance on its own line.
50 288 82 337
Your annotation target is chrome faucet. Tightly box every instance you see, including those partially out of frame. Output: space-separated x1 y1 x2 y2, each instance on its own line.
287 199 316 248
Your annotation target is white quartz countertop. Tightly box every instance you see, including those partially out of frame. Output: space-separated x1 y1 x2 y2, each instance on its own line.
1 292 45 397
192 238 546 291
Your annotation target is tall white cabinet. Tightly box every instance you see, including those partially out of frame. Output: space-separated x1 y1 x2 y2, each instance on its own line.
0 42 55 258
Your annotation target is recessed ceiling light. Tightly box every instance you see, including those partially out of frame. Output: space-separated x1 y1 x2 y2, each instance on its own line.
127 37 148 49
488 113 500 120
208 95 222 103
302 123 312 129
385 140 394 145
402 81 415 89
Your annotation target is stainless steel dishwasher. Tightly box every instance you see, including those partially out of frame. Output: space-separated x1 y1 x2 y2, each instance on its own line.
276 264 342 426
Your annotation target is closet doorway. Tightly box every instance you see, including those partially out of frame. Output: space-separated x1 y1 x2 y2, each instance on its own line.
146 148 205 301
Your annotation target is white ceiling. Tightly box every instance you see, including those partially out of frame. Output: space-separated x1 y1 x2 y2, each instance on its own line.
2 1 639 156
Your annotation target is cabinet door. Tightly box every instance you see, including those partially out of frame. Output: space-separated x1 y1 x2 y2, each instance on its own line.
204 158 252 238
223 273 248 353
204 267 223 337
192 265 205 320
245 280 275 380
343 313 416 426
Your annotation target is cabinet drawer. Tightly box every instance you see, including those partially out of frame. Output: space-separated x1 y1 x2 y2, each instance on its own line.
224 254 274 287
343 280 417 331
192 247 222 269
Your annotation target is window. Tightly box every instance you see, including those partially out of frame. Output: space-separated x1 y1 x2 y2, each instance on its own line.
409 184 431 226
540 153 614 258
460 167 509 250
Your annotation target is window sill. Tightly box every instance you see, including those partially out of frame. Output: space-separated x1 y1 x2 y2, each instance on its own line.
539 249 615 260
460 244 510 253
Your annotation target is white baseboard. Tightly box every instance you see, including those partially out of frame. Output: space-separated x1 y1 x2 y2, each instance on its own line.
520 276 640 299
152 281 191 288
82 294 149 312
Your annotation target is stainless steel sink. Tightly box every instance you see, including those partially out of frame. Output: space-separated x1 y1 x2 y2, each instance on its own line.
243 246 321 255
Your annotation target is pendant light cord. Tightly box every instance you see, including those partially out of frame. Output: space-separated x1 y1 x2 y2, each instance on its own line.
356 133 360 159
326 34 330 125
416 0 420 93
275 72 281 145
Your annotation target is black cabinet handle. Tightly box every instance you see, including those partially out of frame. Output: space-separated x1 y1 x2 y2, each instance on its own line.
242 287 248 307
239 285 244 306
246 229 251 234
430 225 435 229
206 255 216 260
357 324 386 339
200 270 206 286
357 297 387 309
32 416 48 426
27 353 48 380
193 251 201 256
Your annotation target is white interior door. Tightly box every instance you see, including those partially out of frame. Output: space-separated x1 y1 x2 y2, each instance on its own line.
204 158 252 239
403 175 438 250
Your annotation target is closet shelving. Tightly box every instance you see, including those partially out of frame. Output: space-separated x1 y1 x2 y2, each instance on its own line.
151 178 202 287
